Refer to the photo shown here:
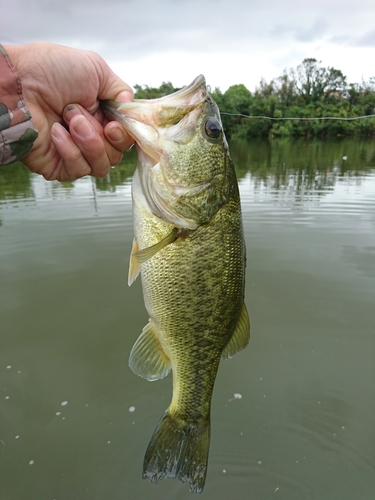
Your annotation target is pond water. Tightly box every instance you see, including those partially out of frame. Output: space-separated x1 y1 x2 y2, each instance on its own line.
1 138 375 500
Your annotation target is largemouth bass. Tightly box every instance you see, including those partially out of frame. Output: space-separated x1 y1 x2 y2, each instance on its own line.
102 75 250 493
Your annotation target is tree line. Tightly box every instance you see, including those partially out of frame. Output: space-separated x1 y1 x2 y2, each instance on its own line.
133 58 375 139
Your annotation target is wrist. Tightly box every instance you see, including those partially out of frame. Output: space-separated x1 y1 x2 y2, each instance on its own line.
2 44 22 74
0 44 38 165
3 44 16 57
3 44 40 90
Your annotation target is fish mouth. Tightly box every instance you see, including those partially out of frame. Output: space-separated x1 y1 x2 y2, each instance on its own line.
134 74 206 106
101 76 213 229
101 75 207 132
107 74 206 109
101 75 208 163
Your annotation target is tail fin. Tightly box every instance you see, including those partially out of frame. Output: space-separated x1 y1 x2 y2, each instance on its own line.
143 411 210 494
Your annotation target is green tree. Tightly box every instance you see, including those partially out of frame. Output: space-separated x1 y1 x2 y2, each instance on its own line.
275 71 297 107
219 84 253 138
132 61 375 140
293 58 347 104
134 82 179 99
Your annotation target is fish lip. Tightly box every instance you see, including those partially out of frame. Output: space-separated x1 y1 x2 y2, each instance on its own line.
103 75 207 115
134 74 206 105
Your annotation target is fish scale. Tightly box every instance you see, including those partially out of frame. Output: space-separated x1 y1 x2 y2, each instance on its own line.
101 75 250 493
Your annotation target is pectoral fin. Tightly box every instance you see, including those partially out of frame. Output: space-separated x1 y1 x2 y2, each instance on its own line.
128 238 141 286
222 302 250 359
129 320 171 381
134 228 179 264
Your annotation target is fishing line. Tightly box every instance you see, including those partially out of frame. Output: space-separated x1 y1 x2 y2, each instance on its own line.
220 112 375 121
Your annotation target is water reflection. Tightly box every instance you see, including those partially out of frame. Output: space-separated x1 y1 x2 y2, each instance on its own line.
1 138 374 203
232 137 375 179
231 138 375 205
0 161 34 201
95 148 137 193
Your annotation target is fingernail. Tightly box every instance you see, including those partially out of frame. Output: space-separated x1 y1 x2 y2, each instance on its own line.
73 116 94 139
107 126 124 143
64 104 82 122
51 122 68 141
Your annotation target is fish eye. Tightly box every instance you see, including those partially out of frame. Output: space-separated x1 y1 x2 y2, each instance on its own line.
204 117 222 139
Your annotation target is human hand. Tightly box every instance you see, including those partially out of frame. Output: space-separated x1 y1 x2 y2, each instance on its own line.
5 42 134 181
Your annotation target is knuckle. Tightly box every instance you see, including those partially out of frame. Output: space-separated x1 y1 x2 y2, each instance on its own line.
63 142 86 164
64 153 91 179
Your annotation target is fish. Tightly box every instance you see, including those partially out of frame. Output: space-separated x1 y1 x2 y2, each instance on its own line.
101 75 250 493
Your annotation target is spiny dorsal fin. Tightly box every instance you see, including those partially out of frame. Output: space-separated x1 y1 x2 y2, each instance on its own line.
128 237 141 286
134 228 179 264
222 302 250 359
129 320 171 381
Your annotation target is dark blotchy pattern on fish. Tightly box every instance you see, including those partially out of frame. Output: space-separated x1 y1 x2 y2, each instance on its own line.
101 76 250 493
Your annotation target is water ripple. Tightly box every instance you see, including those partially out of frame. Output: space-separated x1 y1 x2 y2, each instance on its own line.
239 171 375 230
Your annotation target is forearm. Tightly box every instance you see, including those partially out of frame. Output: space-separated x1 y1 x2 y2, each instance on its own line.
0 44 38 165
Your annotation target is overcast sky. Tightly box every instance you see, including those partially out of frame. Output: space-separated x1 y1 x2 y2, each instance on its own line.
2 0 375 92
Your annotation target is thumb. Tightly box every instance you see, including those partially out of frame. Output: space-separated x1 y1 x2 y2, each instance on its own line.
96 58 134 104
94 58 135 150
115 89 134 103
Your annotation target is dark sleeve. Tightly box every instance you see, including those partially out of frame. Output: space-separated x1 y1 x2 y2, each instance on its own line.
0 44 38 165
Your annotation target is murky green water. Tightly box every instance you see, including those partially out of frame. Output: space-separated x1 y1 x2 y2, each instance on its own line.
1 138 374 500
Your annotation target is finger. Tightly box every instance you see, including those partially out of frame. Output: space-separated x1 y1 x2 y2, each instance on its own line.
51 123 92 181
68 115 118 178
96 63 134 104
64 104 129 164
64 104 104 134
64 104 123 170
104 122 134 152
103 89 134 150
90 89 133 123
65 103 134 153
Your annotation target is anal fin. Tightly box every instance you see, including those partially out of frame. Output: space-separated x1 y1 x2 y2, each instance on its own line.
129 320 171 381
222 302 250 359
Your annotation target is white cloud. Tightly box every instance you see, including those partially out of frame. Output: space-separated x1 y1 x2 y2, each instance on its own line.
1 0 375 91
